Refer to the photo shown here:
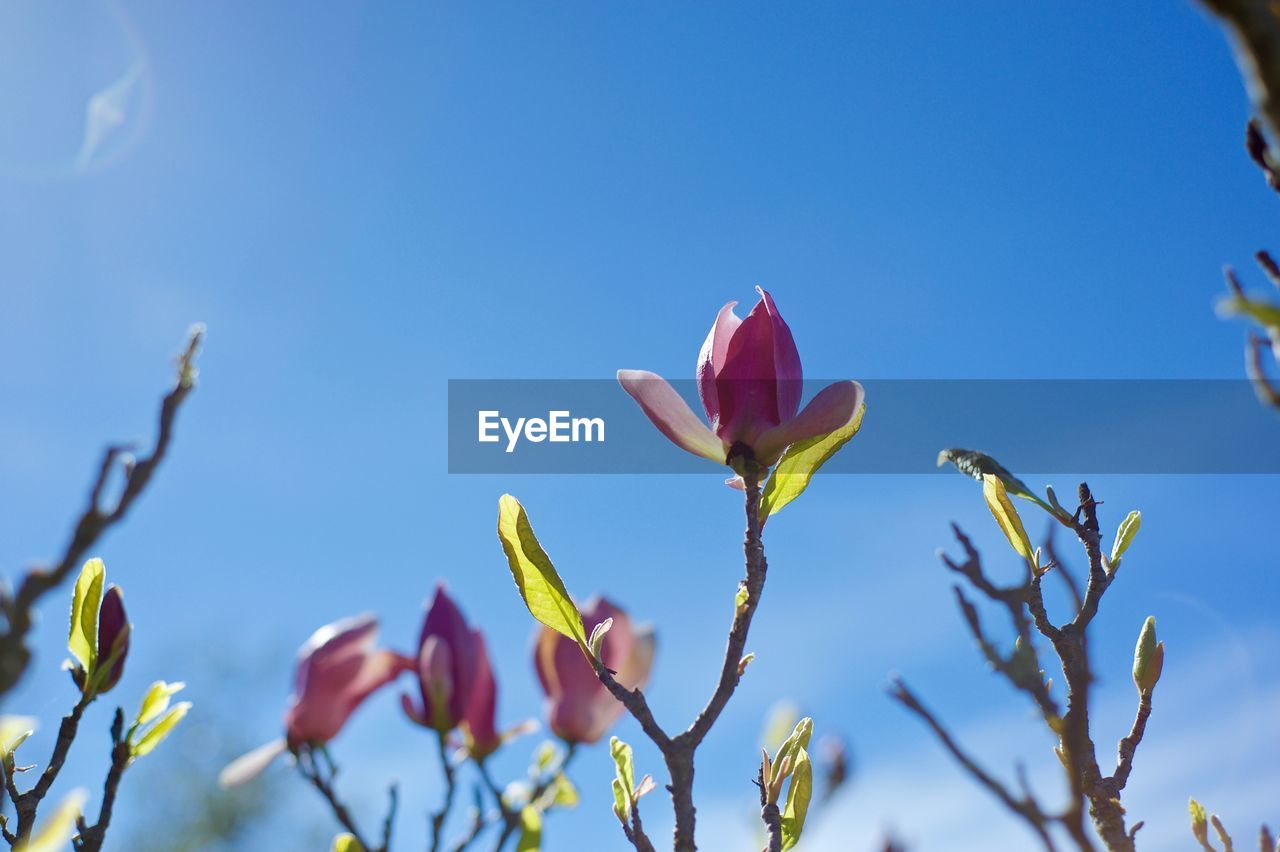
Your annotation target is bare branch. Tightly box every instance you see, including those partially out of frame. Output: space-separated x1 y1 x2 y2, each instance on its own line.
0 328 203 698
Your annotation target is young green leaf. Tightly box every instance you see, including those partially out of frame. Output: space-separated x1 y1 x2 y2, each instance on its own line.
532 741 558 774
780 747 812 850
939 448 1070 521
14 788 86 852
761 400 866 520
1132 617 1164 694
331 834 366 852
131 701 191 759
1189 798 1209 846
0 716 36 761
770 717 813 790
611 777 629 824
516 806 542 852
497 495 588 652
68 558 106 676
545 772 579 809
1111 511 1142 566
982 475 1035 569
610 736 635 801
1218 292 1280 329
135 680 186 727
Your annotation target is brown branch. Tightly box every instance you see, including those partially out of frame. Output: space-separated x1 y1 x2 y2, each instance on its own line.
590 462 773 851
296 745 380 852
0 328 202 699
757 763 783 852
9 693 93 839
889 679 1059 852
429 732 457 852
72 709 130 852
1105 690 1153 795
1200 0 1280 149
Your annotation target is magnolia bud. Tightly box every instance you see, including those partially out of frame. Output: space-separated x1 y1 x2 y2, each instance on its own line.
1132 617 1164 694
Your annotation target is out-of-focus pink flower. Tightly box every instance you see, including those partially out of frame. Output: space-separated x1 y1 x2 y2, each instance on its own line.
219 614 410 788
619 287 863 468
534 597 655 745
462 633 501 758
402 585 482 732
285 615 411 746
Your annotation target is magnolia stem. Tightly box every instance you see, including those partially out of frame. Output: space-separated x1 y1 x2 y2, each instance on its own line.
429 732 457 852
593 464 770 852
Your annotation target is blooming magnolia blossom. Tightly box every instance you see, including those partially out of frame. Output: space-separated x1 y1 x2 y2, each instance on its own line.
535 597 655 745
619 287 864 468
218 614 409 788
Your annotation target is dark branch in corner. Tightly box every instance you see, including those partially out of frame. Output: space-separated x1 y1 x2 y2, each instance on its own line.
0 328 203 699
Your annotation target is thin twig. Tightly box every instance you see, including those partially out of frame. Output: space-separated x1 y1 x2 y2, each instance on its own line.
72 709 130 852
0 328 202 699
10 693 93 839
889 679 1058 852
429 732 457 852
297 746 377 852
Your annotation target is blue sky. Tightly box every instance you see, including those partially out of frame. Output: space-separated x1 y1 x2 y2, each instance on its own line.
2 1 1279 850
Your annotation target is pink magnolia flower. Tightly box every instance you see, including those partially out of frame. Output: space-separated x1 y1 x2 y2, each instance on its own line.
619 287 863 468
218 614 410 788
403 585 483 732
534 597 655 745
403 586 523 758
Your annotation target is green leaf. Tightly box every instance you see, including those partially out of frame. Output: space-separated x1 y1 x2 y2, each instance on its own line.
610 736 635 800
611 777 628 823
761 401 866 520
331 834 366 852
1189 798 1209 845
938 448 1060 517
497 495 588 652
1111 511 1141 565
770 717 813 788
131 702 191 759
14 788 86 852
1218 293 1280 329
532 740 558 774
0 716 37 761
136 681 186 727
68 558 105 676
516 805 542 852
546 772 578 808
780 747 812 850
982 474 1036 569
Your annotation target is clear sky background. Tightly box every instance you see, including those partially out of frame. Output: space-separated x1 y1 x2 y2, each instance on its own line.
2 2 1279 850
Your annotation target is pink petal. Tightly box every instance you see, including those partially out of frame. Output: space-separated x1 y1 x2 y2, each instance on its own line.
463 631 500 755
218 738 287 788
696 301 741 425
715 299 783 446
618 370 726 462
752 380 864 467
756 287 803 420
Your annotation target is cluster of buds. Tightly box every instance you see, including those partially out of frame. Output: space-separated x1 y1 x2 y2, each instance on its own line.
222 586 653 786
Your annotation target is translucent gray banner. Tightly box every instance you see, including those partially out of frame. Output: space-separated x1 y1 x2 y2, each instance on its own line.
447 379 1280 474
